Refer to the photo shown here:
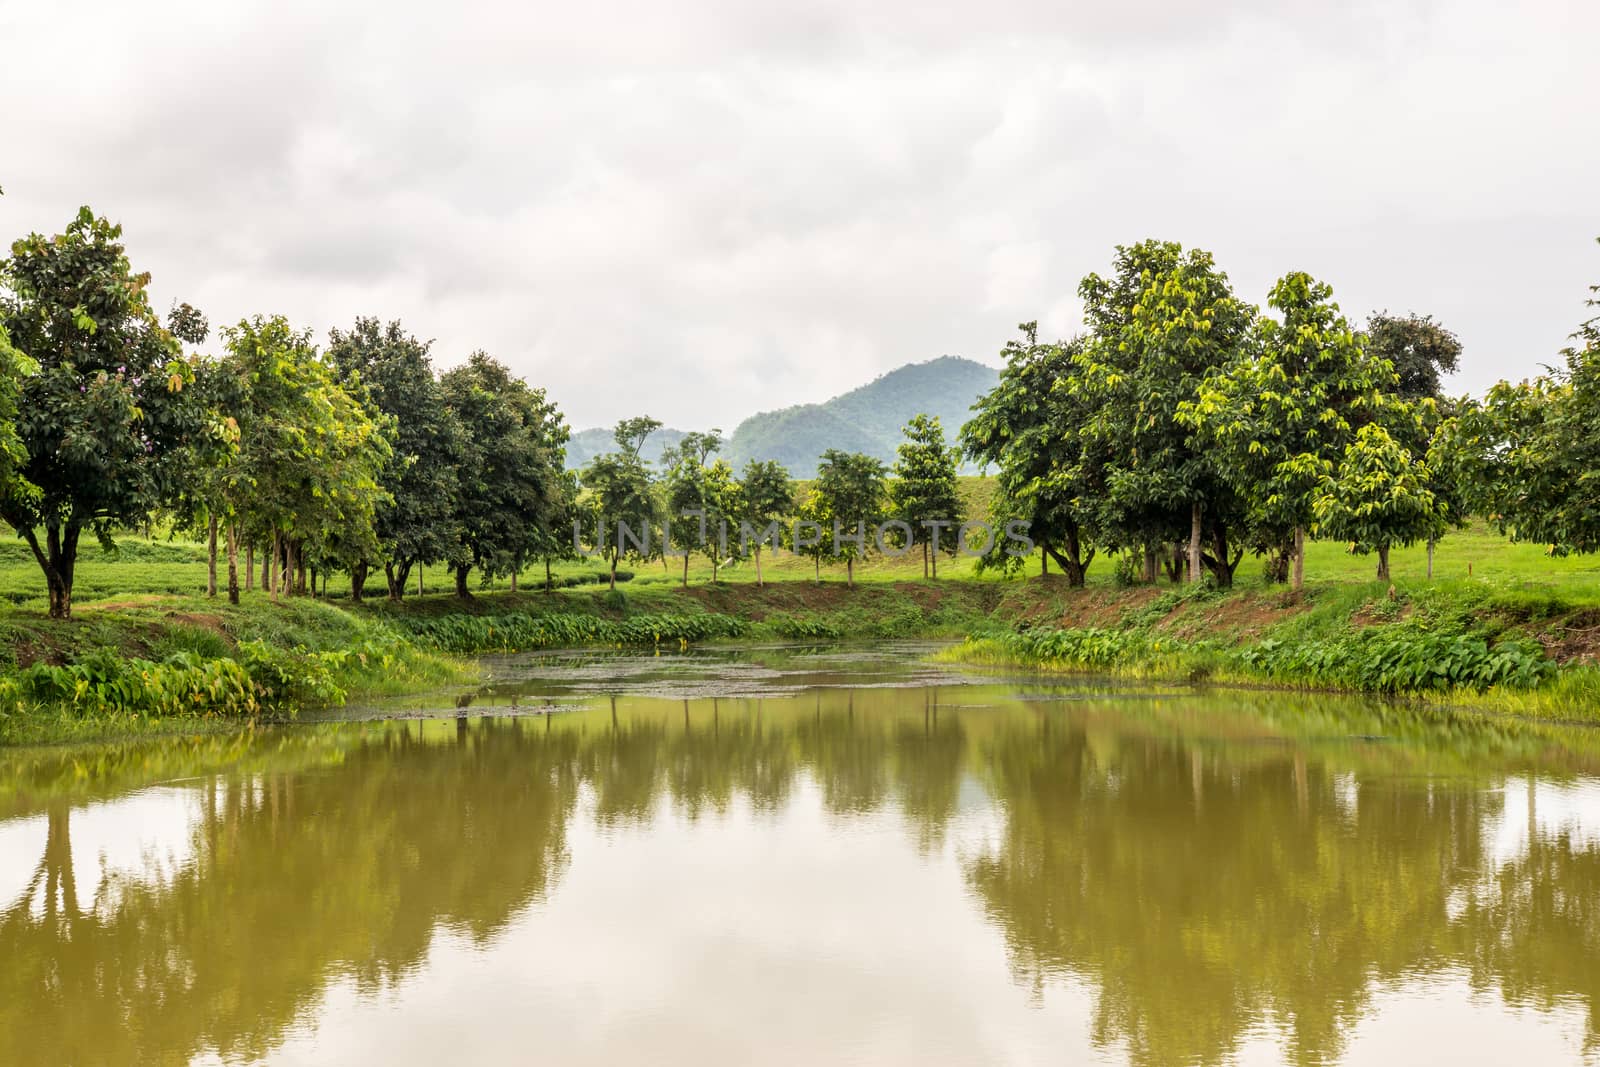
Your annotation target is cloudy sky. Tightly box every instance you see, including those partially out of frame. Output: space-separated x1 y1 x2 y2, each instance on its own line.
2 0 1595 431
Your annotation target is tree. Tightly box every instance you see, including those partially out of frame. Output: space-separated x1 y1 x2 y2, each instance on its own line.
219 316 393 601
440 352 566 598
962 325 1101 586
0 208 206 617
1180 272 1396 590
581 419 662 590
1366 312 1462 401
327 318 467 601
736 460 794 587
662 430 725 588
1312 423 1439 580
811 449 886 588
891 414 964 579
1444 252 1600 554
1073 241 1257 587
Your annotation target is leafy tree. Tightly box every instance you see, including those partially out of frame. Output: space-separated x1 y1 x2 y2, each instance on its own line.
698 459 740 583
962 325 1100 586
736 460 794 587
662 430 725 587
327 318 467 601
1180 272 1396 590
811 449 886 588
219 317 393 601
440 352 566 598
1073 241 1256 586
891 414 964 579
0 208 206 617
1366 312 1461 401
1312 423 1439 580
1444 255 1600 553
581 419 662 590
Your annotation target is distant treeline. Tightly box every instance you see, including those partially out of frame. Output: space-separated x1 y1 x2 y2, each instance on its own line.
0 209 1595 618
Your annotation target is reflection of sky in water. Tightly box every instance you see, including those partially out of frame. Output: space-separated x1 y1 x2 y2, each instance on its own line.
0 785 201 919
1487 777 1600 865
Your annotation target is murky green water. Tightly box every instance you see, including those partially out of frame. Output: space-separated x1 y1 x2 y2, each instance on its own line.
4 644 1600 1066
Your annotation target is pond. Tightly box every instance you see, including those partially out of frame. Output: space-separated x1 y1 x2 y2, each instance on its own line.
3 644 1599 1065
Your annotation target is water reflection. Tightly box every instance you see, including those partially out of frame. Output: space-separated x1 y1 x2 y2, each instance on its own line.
2 666 1600 1065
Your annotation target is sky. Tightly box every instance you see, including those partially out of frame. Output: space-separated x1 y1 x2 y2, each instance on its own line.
1 0 1596 431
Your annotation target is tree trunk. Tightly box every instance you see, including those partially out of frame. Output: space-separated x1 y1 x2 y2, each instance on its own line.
1188 502 1203 585
1144 544 1158 584
847 556 854 588
922 541 928 579
295 543 307 595
755 546 764 588
1041 547 1048 578
1427 539 1435 580
261 541 270 591
418 566 424 597
510 566 518 593
21 524 79 619
1377 545 1391 582
351 560 367 603
454 564 472 599
545 558 553 592
1292 525 1306 592
207 514 218 598
226 523 240 605
246 543 255 591
268 530 279 602
609 558 618 591
712 554 718 583
931 544 938 579
814 555 820 583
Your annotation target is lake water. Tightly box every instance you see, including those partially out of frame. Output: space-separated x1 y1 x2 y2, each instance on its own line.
3 644 1599 1066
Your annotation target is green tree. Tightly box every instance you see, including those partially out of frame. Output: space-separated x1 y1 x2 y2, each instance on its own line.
219 316 393 601
662 430 725 587
581 419 662 590
962 324 1100 586
1366 312 1462 401
811 449 886 588
1312 423 1439 580
890 414 964 579
0 208 206 617
1180 272 1396 590
736 459 794 587
1074 241 1257 586
440 352 566 598
327 318 467 601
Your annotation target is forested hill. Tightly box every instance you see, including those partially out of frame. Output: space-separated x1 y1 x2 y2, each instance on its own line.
562 356 999 474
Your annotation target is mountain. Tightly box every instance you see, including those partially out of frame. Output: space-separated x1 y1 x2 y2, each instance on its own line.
562 355 999 476
563 426 688 471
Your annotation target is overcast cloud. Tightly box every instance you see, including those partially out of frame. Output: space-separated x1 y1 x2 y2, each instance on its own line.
2 0 1596 430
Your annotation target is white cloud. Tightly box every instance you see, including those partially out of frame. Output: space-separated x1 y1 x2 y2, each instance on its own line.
2 0 1595 429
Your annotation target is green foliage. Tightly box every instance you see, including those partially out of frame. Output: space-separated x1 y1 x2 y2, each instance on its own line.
890 414 964 575
808 448 887 585
1239 629 1553 693
1313 423 1440 577
0 207 206 616
440 351 568 593
962 324 1096 584
327 318 467 595
581 418 663 587
1180 271 1398 578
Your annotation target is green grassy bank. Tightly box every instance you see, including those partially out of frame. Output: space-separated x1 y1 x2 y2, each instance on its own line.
2 518 1600 744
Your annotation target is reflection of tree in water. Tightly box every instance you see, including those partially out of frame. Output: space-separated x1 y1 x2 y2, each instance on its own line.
0 718 580 1066
3 690 1600 1066
966 711 1600 1067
